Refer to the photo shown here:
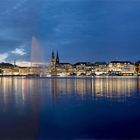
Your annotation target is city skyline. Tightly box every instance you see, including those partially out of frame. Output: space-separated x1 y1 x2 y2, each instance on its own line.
1 47 140 67
0 0 140 65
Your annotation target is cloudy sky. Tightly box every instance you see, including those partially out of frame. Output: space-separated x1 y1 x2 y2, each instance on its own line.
0 0 140 65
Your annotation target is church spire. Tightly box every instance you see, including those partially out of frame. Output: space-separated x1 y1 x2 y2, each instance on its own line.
52 50 55 59
56 50 59 64
51 50 56 66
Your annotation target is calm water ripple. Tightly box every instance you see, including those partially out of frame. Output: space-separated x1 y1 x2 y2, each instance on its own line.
0 77 140 139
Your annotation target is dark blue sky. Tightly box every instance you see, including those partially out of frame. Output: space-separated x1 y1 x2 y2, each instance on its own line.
0 0 140 65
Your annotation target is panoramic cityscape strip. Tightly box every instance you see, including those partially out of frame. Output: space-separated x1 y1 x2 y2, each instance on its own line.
0 50 140 77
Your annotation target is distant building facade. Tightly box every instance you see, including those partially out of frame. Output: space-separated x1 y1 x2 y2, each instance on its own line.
49 53 138 76
50 51 74 76
108 61 135 76
135 61 140 75
74 62 92 76
93 62 108 76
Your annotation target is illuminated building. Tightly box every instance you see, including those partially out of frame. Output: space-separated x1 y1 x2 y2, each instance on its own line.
93 62 108 76
135 61 140 75
50 51 74 76
56 50 60 65
50 50 57 75
108 61 135 76
56 63 74 76
74 62 93 76
19 67 30 75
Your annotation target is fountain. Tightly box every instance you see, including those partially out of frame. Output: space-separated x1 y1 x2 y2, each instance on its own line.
31 36 43 67
30 36 46 76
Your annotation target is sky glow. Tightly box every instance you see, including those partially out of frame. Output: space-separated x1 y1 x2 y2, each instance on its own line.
0 0 140 65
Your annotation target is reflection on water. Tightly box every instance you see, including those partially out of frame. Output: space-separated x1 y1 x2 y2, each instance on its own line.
0 77 140 139
50 77 140 102
0 77 140 104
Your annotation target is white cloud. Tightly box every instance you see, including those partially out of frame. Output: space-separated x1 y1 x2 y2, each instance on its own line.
11 48 26 56
0 53 9 62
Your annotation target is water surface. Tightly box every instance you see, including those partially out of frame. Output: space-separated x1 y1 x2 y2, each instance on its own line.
0 77 140 139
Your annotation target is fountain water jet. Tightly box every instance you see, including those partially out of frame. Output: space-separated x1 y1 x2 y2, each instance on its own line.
31 36 43 67
30 36 46 76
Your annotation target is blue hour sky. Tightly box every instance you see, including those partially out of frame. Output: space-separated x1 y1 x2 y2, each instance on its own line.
0 0 140 65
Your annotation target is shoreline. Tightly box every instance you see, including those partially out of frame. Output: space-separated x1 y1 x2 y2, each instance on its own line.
0 75 140 79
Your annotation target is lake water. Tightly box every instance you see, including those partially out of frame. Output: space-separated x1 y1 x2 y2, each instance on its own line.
0 77 140 139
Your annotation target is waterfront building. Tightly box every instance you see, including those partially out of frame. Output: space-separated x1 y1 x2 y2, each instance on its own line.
50 51 57 75
51 51 56 66
74 62 93 76
93 62 108 76
108 61 135 76
2 68 13 75
12 67 20 75
135 61 140 75
73 62 108 76
50 51 74 76
19 67 30 76
56 63 74 76
85 63 95 76
29 66 45 76
0 62 15 76
56 51 60 65
0 67 19 76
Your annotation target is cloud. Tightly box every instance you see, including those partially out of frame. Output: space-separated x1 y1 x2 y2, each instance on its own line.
0 53 9 62
11 48 26 56
0 46 27 62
